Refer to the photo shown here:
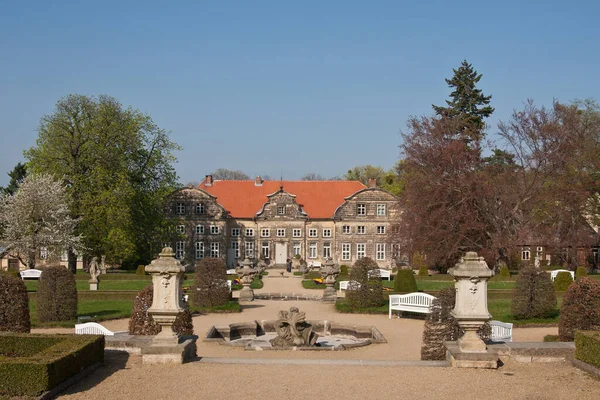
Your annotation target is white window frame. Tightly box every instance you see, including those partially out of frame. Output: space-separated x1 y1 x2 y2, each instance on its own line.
376 225 385 234
376 243 385 260
210 242 220 258
342 243 351 261
342 225 351 234
176 225 185 234
245 241 254 258
231 228 240 237
175 241 185 259
195 225 204 235
276 228 286 237
245 228 254 237
308 229 318 238
231 241 240 258
176 202 185 215
357 243 366 260
293 228 302 238
357 204 366 216
195 242 204 259
262 242 270 259
323 242 331 259
210 226 219 235
277 206 285 215
522 249 531 261
196 203 205 214
376 204 386 216
261 228 270 238
293 242 301 256
322 229 332 238
357 226 365 234
309 242 317 259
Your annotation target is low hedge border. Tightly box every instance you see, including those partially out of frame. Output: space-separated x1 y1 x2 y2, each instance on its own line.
0 333 105 397
575 330 600 368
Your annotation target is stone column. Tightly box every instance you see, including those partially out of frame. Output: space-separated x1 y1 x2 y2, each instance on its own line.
320 258 339 302
145 247 185 345
449 251 494 352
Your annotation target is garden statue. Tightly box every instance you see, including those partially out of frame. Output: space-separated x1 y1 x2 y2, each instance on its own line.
270 307 318 347
100 255 107 274
448 251 494 352
320 257 340 302
88 257 101 291
236 258 259 301
145 247 186 345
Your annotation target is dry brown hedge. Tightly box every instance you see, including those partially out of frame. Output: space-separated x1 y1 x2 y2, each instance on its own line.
345 257 384 309
36 265 77 322
559 277 600 341
511 266 557 319
192 258 230 308
0 272 30 332
128 284 194 336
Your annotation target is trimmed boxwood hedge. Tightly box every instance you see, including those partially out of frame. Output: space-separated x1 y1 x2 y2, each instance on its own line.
575 331 600 368
0 333 104 397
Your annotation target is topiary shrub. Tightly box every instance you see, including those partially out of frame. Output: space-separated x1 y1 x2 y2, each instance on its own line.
393 269 418 293
498 266 511 278
575 266 588 279
418 265 429 277
511 266 556 319
340 265 349 275
37 265 77 322
421 288 490 360
128 285 194 336
553 271 573 291
558 277 600 341
136 265 146 275
0 273 30 333
345 257 384 309
192 258 231 307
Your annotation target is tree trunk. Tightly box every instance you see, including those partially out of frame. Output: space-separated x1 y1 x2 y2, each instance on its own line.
68 248 77 274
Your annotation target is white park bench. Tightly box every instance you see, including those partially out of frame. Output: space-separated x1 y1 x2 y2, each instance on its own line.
226 269 237 275
338 280 361 291
489 320 513 342
308 261 322 270
75 322 126 336
20 269 42 280
389 293 436 319
550 269 574 281
368 268 391 281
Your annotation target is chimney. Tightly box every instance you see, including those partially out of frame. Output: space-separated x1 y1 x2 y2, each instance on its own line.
255 176 263 186
205 175 213 186
368 178 377 188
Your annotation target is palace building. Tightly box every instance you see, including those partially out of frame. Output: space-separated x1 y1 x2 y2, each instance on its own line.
164 175 399 268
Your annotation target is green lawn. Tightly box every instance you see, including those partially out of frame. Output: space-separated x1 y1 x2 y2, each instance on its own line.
25 279 195 292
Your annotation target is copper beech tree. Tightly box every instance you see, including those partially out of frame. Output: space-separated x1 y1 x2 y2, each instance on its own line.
395 100 600 270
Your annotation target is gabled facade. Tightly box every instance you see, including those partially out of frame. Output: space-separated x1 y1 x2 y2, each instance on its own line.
164 176 399 268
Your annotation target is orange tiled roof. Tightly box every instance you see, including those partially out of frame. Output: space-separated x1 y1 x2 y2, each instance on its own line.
198 180 366 219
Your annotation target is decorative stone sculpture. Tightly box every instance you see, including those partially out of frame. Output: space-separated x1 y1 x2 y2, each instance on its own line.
448 251 494 352
320 258 340 302
270 307 318 347
88 257 100 291
100 255 107 274
236 258 258 302
145 247 186 345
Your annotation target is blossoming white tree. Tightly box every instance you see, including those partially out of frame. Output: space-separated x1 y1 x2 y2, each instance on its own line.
0 173 83 269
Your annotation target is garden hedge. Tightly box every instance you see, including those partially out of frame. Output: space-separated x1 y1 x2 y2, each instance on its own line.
394 269 418 293
575 331 600 368
0 273 30 333
37 264 78 322
0 333 104 397
553 271 573 291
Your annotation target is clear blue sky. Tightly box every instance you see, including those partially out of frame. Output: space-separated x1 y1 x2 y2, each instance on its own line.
1 0 599 186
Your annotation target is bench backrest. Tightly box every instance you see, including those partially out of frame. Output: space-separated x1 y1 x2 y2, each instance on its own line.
368 269 391 278
75 322 116 336
20 269 42 279
490 320 513 342
390 293 436 307
550 269 574 281
339 280 361 290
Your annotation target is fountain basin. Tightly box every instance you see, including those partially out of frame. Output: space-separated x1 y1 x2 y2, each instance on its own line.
205 320 386 351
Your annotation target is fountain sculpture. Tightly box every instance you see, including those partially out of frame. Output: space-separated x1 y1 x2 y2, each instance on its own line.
270 307 319 347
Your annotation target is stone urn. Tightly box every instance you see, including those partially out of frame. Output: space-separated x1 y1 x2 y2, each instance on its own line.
145 247 186 345
448 251 494 352
320 258 340 302
236 258 259 302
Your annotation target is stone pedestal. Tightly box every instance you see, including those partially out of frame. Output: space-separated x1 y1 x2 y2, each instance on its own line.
321 258 340 303
89 280 98 291
145 247 185 347
236 258 258 302
445 341 498 369
239 286 255 302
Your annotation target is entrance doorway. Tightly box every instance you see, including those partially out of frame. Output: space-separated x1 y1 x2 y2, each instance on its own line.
275 242 288 265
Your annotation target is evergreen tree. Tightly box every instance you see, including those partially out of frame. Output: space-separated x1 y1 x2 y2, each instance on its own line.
432 60 494 140
1 162 27 196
